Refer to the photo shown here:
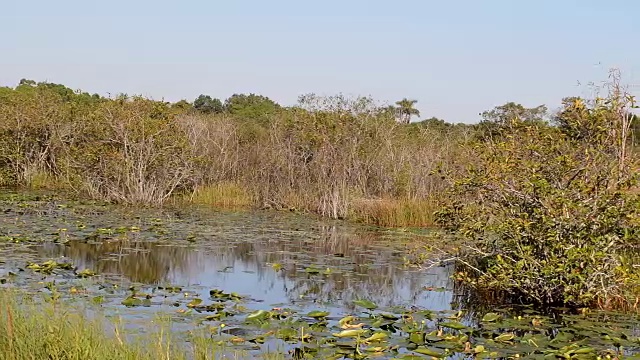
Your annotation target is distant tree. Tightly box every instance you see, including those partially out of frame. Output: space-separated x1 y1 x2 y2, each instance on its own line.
436 71 640 307
35 82 76 102
115 93 130 104
476 102 548 140
224 93 280 119
416 117 450 128
552 97 593 141
377 105 400 121
395 98 420 124
172 99 192 111
298 93 383 119
18 78 36 87
552 96 635 144
14 79 101 104
0 86 13 99
480 102 548 125
193 94 223 114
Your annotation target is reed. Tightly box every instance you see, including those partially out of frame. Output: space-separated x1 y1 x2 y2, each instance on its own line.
181 182 252 209
350 197 439 228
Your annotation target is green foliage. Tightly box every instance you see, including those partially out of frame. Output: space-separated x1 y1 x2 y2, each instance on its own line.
0 291 179 360
171 99 192 111
0 290 261 360
15 78 104 104
554 96 638 149
0 83 196 204
193 94 223 114
436 90 640 307
475 102 548 140
480 102 547 125
629 114 640 146
224 93 280 119
414 117 449 128
0 83 75 186
3 70 638 259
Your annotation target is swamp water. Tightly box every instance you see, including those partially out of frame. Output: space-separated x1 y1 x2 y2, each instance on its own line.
1 194 639 359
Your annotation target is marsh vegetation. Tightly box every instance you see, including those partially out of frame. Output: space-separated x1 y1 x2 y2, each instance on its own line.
1 69 640 358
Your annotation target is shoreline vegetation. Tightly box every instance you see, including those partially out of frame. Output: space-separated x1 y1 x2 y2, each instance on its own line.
4 288 638 360
1 290 179 360
1 68 640 308
0 290 283 360
0 80 469 228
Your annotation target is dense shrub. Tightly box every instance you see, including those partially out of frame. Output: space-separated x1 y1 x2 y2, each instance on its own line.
0 82 461 222
436 73 640 307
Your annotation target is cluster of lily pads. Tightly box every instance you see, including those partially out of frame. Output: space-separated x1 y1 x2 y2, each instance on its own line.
25 259 97 278
6 253 639 359
185 299 640 359
78 273 640 359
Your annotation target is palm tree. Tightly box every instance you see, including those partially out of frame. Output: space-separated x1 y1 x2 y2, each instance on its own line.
395 98 420 124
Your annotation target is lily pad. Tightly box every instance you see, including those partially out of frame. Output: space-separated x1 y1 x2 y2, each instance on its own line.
307 310 330 319
439 321 467 331
353 299 378 310
481 312 501 323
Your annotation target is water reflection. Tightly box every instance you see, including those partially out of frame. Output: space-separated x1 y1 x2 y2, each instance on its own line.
37 218 454 312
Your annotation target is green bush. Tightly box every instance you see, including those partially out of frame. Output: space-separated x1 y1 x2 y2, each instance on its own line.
436 82 640 307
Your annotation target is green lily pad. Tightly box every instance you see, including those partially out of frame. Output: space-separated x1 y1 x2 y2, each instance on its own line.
353 299 378 310
307 310 330 319
495 332 516 342
187 298 203 308
365 332 388 343
333 329 368 338
481 312 501 323
439 321 467 331
76 269 97 278
246 309 270 322
413 347 445 357
121 296 142 307
304 266 320 274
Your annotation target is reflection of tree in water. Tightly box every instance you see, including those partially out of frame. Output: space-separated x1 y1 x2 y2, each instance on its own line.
40 240 195 284
224 225 451 308
38 220 452 308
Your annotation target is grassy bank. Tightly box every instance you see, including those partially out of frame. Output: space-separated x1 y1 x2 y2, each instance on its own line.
0 291 177 360
0 290 282 360
172 183 440 227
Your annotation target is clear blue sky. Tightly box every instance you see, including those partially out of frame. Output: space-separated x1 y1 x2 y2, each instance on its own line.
2 0 638 123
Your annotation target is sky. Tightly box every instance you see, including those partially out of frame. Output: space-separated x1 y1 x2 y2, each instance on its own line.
1 0 638 123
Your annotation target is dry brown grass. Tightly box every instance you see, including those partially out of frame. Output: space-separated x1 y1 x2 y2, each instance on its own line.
176 182 253 209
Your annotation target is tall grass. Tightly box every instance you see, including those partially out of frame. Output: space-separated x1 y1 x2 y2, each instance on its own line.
0 290 283 360
350 197 438 228
0 291 176 360
173 182 253 209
